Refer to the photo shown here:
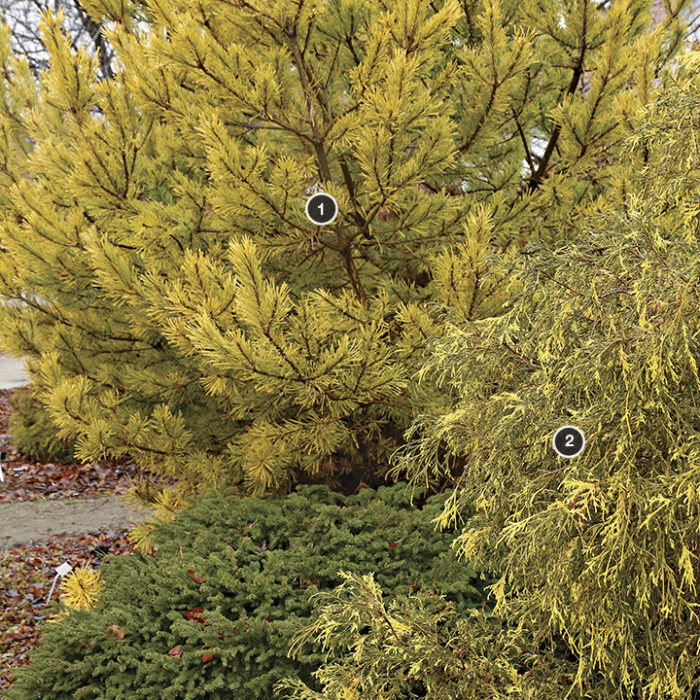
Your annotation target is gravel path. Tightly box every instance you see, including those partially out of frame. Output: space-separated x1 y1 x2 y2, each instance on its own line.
0 495 149 548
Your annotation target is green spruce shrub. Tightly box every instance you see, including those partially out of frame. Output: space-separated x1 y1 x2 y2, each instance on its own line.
7 387 74 462
6 484 489 699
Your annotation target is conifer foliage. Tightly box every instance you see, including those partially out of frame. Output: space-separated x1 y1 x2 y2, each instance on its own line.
284 52 700 699
0 0 690 503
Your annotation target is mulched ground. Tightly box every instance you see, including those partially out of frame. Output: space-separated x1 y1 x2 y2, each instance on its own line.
0 389 138 503
0 528 135 690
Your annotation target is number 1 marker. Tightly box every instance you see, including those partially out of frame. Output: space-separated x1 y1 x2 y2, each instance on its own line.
305 192 338 225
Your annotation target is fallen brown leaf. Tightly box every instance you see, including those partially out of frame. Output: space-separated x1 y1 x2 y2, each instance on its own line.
108 624 125 639
187 569 205 585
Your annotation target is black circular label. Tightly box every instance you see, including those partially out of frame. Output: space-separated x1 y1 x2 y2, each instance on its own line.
305 193 338 225
552 425 585 458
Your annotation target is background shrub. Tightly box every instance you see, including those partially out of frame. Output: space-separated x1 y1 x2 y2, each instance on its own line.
7 387 74 462
6 484 490 700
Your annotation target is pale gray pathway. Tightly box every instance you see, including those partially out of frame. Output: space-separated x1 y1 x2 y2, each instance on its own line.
0 353 30 390
0 495 149 548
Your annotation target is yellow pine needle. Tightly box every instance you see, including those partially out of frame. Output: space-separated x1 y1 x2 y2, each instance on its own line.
58 566 103 612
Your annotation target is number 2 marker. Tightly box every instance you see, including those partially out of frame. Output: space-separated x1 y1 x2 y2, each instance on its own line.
552 425 585 458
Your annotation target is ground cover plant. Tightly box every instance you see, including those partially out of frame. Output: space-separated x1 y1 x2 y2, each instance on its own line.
1 1 700 698
0 0 690 520
5 484 489 699
281 50 700 699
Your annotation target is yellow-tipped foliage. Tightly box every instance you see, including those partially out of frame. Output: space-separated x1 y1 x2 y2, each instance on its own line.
126 484 189 553
58 566 103 613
